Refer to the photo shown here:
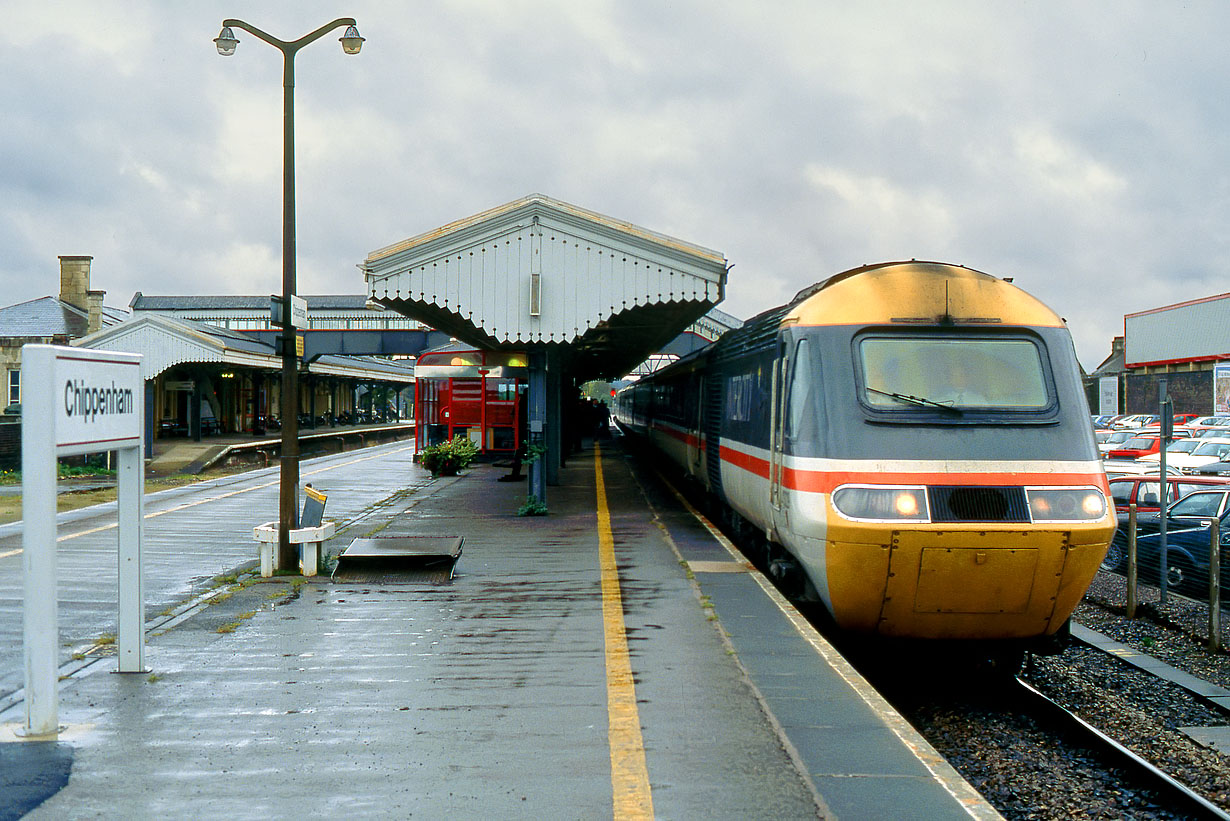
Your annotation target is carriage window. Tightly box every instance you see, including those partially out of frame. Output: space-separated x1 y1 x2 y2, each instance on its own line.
860 337 1048 410
786 339 821 447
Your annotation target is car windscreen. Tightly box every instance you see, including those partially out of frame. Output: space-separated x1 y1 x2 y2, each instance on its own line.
1192 441 1230 458
860 337 1048 410
1119 437 1154 449
1169 492 1223 518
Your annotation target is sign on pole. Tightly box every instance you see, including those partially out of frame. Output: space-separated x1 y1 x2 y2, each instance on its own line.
21 345 144 737
1098 376 1119 416
271 294 308 329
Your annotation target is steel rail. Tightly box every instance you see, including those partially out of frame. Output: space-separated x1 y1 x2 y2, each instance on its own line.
1012 677 1230 820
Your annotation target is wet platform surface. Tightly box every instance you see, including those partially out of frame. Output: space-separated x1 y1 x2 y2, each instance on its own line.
1 438 997 819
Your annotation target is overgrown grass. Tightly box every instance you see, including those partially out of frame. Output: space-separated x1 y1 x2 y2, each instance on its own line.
0 463 118 485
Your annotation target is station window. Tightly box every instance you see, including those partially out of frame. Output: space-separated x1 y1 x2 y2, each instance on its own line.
7 369 18 405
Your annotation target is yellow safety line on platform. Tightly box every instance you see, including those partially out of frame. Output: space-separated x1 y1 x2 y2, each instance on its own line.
594 444 654 819
1 444 417 555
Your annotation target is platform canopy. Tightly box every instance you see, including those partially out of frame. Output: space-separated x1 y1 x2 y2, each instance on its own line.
364 194 728 380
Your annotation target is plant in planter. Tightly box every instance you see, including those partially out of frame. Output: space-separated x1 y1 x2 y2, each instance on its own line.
418 435 479 477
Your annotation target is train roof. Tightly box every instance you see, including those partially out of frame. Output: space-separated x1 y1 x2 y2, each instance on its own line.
624 261 1066 380
785 260 1065 328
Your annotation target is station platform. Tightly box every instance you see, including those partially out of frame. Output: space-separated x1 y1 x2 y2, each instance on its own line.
4 436 999 819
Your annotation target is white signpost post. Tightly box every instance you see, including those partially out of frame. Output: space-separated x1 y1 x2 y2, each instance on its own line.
21 345 144 737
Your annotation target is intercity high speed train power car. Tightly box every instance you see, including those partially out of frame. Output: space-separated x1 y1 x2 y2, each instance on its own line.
615 261 1115 655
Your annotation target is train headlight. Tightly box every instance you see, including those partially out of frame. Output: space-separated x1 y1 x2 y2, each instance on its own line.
831 485 930 522
1026 488 1107 522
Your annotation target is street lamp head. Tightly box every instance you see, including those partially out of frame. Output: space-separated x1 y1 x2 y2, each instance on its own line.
339 25 365 54
214 26 238 56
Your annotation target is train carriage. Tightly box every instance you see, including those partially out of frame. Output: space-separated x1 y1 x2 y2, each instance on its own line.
616 261 1116 653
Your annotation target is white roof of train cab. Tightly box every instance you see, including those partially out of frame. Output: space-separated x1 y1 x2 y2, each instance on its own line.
363 194 728 380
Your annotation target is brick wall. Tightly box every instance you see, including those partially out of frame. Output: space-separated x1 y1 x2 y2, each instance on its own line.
1125 370 1212 416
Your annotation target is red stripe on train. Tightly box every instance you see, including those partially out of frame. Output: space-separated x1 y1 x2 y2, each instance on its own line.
718 446 1105 492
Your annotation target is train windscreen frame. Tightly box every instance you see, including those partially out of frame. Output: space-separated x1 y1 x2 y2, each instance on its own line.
856 332 1057 420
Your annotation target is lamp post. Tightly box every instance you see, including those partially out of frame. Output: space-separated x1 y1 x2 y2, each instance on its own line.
216 18 364 570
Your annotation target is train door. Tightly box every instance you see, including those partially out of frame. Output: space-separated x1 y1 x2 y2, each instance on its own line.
689 373 704 476
772 333 819 537
769 337 789 533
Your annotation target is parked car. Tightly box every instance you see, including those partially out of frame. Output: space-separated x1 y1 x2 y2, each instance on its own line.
1178 415 1230 435
1105 487 1230 587
1137 438 1230 473
1104 459 1186 478
1128 496 1230 596
1134 438 1204 466
1107 474 1230 514
1193 460 1230 476
1098 429 1141 456
1172 413 1200 426
1112 414 1161 430
1107 434 1166 460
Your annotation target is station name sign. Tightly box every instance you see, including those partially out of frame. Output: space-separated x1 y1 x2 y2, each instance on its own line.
65 378 136 423
24 346 143 457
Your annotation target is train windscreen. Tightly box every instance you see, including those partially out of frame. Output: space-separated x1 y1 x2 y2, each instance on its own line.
860 337 1049 411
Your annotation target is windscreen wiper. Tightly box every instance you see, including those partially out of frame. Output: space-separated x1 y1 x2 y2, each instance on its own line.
867 387 962 415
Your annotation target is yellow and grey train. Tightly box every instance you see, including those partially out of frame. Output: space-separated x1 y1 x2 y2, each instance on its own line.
615 261 1115 656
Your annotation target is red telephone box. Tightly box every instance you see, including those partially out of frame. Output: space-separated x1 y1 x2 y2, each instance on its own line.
414 346 527 454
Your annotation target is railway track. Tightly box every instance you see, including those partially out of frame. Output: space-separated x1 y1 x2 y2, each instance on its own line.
1011 675 1228 819
857 650 1230 819
645 460 1230 817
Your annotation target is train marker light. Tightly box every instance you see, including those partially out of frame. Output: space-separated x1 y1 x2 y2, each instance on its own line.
832 485 929 522
1026 488 1107 522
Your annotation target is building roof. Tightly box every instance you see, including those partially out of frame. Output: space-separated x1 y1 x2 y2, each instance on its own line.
1125 292 1230 367
129 294 374 311
1090 337 1126 378
364 193 728 380
0 296 126 339
74 313 412 384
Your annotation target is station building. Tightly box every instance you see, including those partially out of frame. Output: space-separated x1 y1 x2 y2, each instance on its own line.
365 193 729 498
1088 291 1230 415
0 256 127 411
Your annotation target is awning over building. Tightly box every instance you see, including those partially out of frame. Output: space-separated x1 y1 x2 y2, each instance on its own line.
364 194 728 380
73 314 414 386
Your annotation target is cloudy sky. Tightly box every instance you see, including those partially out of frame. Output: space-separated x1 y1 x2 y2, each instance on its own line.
3 1 1228 369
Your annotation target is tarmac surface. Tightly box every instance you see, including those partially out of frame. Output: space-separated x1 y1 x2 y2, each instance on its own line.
1 436 996 819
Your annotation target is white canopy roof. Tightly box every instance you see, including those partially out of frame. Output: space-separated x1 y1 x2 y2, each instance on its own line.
364 194 728 379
